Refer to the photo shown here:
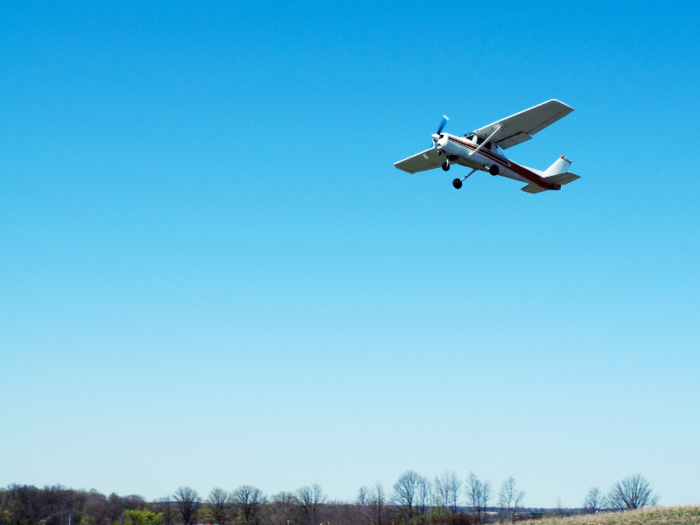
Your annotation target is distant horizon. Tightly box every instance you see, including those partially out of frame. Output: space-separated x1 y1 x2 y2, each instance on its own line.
0 482 678 511
1 477 676 510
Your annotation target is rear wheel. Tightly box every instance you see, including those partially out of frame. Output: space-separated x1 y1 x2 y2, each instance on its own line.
489 164 499 176
452 178 462 189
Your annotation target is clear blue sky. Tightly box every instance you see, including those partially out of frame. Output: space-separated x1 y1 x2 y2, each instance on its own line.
1 0 699 509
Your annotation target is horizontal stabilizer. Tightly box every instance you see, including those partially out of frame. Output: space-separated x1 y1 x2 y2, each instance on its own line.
521 172 581 194
544 171 580 185
521 183 549 194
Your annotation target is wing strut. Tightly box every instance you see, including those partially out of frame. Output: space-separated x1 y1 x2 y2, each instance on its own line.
469 126 502 157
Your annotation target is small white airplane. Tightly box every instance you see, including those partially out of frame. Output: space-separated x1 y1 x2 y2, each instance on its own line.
394 99 580 194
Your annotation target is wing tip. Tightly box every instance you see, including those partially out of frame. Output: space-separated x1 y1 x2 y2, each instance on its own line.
547 99 575 112
393 162 416 174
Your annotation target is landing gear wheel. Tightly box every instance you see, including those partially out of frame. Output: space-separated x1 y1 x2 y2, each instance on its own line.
452 178 462 189
442 161 450 171
489 164 499 176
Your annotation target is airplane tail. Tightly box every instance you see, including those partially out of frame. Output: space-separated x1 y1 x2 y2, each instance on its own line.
544 155 572 176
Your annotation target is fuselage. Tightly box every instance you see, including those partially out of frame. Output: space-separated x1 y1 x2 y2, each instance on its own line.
436 133 560 190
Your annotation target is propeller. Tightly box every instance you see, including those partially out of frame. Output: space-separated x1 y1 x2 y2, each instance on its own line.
432 115 449 144
437 115 449 134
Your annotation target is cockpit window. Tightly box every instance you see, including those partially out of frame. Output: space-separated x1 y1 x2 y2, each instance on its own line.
464 134 496 152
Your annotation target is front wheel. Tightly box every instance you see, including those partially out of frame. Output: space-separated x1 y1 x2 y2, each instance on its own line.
489 164 499 176
442 162 450 171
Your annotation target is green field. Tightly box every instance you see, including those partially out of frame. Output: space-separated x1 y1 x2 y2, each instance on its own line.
521 507 700 525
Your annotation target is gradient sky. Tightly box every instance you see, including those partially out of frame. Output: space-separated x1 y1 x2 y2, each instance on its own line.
1 0 699 509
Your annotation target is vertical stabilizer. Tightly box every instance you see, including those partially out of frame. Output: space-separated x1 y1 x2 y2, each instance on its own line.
544 155 572 177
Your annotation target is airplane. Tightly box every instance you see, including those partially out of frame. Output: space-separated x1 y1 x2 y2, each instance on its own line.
394 99 580 194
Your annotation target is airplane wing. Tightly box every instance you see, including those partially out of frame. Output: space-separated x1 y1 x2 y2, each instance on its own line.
394 147 443 174
472 99 574 150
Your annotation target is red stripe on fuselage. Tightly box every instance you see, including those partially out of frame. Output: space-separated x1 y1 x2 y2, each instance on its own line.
448 136 558 191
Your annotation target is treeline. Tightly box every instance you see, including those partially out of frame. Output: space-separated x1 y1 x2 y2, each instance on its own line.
0 472 659 525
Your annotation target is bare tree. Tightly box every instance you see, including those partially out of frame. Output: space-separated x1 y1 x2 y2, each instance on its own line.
607 475 659 510
267 492 297 525
156 498 173 525
582 487 606 514
416 476 432 521
231 486 264 525
173 487 201 525
123 495 146 512
83 492 112 525
393 471 421 523
357 486 369 506
295 485 325 525
446 472 462 521
464 472 490 524
108 493 128 523
497 476 523 523
553 498 565 518
435 472 462 520
323 501 355 525
206 488 231 525
433 474 451 515
356 486 370 525
368 482 387 525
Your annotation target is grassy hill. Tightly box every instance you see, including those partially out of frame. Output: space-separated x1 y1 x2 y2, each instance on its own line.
521 507 700 525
